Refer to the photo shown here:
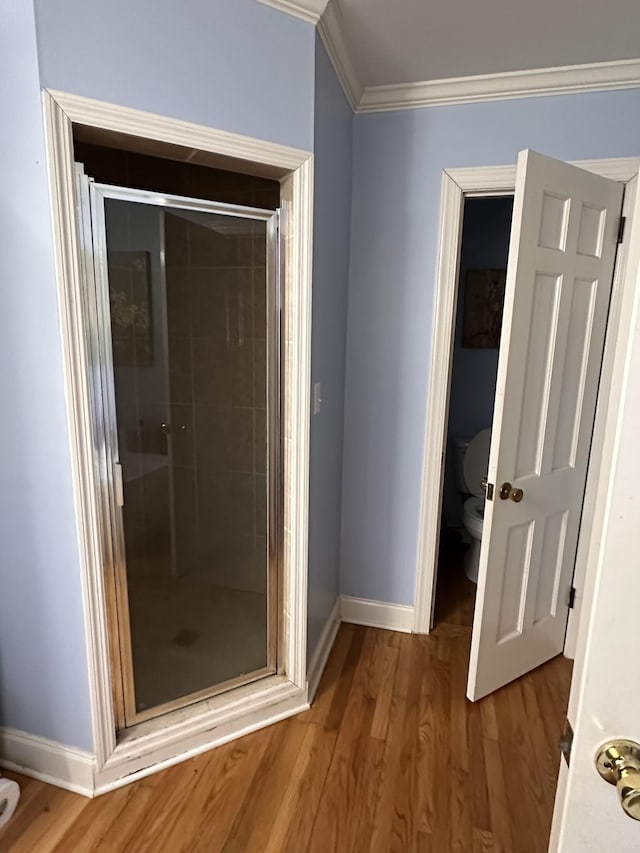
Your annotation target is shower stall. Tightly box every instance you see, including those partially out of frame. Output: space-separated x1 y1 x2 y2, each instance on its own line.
77 170 281 728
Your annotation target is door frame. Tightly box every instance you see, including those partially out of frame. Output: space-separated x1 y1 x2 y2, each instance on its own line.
42 89 313 793
413 156 640 643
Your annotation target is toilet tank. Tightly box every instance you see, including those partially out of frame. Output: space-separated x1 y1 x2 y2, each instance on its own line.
452 436 471 493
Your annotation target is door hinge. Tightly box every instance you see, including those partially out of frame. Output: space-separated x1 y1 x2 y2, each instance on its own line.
618 216 626 244
481 479 494 501
568 585 576 609
560 719 574 767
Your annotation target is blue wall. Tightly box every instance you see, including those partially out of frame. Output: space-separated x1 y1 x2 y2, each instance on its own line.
341 88 640 605
307 36 352 661
1 0 315 752
0 0 93 749
442 197 513 527
34 0 315 151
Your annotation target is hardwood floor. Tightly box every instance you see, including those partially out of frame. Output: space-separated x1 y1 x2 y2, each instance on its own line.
0 564 572 852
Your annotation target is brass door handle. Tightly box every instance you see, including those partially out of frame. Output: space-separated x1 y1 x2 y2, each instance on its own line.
596 740 640 820
499 482 524 502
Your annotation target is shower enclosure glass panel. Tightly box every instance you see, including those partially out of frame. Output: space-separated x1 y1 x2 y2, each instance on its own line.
89 184 279 726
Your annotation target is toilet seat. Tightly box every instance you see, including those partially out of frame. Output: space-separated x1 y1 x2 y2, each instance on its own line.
462 427 492 496
462 496 484 539
457 427 491 584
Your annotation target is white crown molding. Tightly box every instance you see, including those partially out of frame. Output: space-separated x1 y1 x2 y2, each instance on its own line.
258 2 640 115
357 58 640 113
317 0 362 111
256 0 328 24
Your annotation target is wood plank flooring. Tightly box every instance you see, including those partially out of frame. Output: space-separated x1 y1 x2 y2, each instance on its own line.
0 564 572 852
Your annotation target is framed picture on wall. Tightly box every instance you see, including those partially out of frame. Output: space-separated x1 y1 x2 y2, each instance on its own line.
462 268 506 349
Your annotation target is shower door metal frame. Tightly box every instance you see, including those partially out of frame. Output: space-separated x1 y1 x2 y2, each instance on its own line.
82 179 282 729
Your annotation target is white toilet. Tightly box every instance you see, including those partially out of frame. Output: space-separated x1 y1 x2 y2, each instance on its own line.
453 428 492 583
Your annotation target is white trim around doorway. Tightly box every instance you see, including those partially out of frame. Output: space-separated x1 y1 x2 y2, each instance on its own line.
41 89 313 793
413 156 640 638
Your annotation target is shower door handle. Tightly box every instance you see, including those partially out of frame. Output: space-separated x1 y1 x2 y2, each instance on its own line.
114 462 124 507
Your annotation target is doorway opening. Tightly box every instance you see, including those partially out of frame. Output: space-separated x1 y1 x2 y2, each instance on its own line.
417 153 633 709
434 196 514 632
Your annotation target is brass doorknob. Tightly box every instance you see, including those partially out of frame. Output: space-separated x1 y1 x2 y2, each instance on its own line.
499 482 524 502
596 740 640 821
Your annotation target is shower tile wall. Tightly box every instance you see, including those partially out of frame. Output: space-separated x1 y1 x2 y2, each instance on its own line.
105 202 173 578
165 215 268 593
76 141 279 592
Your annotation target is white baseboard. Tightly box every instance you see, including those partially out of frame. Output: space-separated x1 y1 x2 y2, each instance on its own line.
307 597 341 702
0 685 308 797
94 691 308 795
340 595 414 633
0 728 95 797
0 596 413 798
306 594 416 701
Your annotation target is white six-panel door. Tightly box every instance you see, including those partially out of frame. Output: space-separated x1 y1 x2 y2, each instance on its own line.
467 150 623 701
551 175 640 852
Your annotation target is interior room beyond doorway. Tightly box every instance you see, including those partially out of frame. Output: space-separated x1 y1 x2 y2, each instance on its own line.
434 195 514 630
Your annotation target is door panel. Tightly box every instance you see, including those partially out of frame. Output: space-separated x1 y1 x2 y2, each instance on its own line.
550 176 640 852
86 182 280 726
467 150 623 701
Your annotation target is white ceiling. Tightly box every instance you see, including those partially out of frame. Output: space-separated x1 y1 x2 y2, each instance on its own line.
258 0 640 109
335 0 640 87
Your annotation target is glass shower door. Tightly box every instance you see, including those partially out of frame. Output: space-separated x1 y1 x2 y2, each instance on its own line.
89 183 280 726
